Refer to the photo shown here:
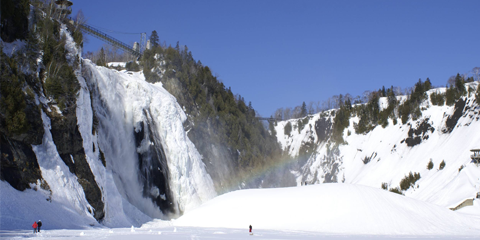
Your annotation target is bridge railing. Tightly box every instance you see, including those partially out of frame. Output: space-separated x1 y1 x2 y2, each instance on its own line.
78 23 142 58
256 117 282 121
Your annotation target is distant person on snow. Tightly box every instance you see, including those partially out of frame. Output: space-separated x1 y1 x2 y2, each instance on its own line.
37 220 42 232
249 225 252 233
32 221 38 234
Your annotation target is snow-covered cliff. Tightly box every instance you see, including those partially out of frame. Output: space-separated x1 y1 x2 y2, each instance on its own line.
275 84 480 210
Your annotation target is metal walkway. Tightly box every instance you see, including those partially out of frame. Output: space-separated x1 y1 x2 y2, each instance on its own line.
256 117 281 121
78 23 142 58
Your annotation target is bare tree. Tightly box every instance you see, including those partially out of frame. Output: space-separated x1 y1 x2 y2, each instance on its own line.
292 106 302 118
352 95 361 104
473 67 480 82
102 44 124 62
393 86 402 96
344 93 353 105
314 100 322 113
284 107 292 120
331 95 340 109
361 91 371 103
274 108 284 120
308 101 315 115
447 76 456 87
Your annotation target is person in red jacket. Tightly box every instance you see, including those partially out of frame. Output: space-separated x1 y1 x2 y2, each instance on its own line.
32 222 38 234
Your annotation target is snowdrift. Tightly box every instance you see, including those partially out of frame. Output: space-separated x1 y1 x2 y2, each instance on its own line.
174 183 480 235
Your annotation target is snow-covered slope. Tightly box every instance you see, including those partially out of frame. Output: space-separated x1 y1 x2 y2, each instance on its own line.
275 84 480 211
173 184 480 236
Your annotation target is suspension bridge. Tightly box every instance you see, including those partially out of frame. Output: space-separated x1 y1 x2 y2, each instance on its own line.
56 0 144 58
77 23 143 58
256 117 281 121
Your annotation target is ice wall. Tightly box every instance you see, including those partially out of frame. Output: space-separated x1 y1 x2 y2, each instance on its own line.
81 60 216 219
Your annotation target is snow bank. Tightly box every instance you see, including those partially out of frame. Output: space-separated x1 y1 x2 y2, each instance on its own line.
0 181 95 230
107 62 127 68
174 184 480 236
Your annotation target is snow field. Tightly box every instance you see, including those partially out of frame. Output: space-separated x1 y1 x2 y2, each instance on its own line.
173 184 480 235
3 182 480 238
2 227 472 240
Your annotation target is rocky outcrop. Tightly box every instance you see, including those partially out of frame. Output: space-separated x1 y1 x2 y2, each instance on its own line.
402 119 435 147
134 117 176 216
46 107 104 221
0 134 42 190
443 98 466 133
0 86 45 191
315 117 333 143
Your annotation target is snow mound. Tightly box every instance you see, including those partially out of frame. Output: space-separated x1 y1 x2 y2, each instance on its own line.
107 62 127 68
0 181 96 230
174 183 480 235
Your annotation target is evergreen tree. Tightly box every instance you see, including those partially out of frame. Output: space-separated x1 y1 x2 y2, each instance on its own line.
427 159 434 170
454 73 466 94
439 160 446 170
301 102 307 117
150 30 159 47
425 78 432 90
96 48 106 66
0 0 30 42
476 83 480 104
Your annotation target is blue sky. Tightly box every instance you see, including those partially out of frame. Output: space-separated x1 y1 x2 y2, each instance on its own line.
72 0 480 117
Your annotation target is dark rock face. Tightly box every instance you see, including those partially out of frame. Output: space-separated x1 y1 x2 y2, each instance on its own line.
301 144 342 184
443 98 466 133
315 118 333 143
322 145 342 183
134 113 177 217
402 119 435 147
0 93 44 190
0 0 29 42
47 108 104 221
299 137 315 164
0 134 43 191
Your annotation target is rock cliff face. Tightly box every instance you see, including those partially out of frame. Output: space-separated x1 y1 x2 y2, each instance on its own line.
133 116 176 215
1 2 105 219
46 108 105 220
0 99 44 191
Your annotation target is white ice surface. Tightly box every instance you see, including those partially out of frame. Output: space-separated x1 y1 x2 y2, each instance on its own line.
83 59 216 217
